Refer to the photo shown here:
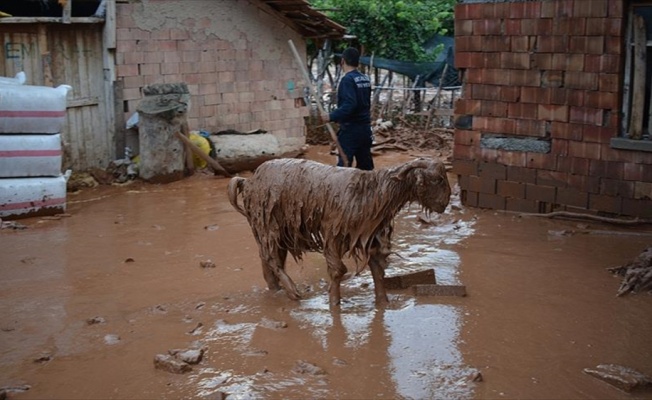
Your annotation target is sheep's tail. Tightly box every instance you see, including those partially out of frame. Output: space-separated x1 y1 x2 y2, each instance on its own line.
227 177 247 217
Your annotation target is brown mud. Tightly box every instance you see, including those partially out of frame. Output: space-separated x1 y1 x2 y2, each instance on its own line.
1 146 651 400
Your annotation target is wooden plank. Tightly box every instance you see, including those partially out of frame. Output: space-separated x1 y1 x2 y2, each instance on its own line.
413 284 467 297
384 269 437 290
0 17 103 24
62 0 72 24
114 80 126 159
629 15 646 140
621 7 634 136
67 97 100 108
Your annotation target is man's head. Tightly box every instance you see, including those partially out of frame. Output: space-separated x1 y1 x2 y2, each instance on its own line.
341 47 360 68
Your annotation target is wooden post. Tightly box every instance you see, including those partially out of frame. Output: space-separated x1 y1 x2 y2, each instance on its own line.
37 25 53 87
629 15 646 140
62 0 72 24
113 79 126 158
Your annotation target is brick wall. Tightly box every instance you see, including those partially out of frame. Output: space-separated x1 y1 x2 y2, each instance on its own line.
453 0 652 218
115 0 308 148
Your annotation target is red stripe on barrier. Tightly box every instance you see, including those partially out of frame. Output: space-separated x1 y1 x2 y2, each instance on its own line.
0 110 66 118
0 197 65 211
0 150 62 157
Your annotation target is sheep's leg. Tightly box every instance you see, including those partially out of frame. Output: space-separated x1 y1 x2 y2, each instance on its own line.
261 246 301 300
324 247 347 307
368 254 389 304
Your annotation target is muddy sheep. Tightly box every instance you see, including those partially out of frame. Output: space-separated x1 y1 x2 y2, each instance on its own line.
228 158 451 307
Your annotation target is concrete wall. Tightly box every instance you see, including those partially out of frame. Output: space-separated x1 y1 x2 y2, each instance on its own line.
452 0 652 218
115 0 308 149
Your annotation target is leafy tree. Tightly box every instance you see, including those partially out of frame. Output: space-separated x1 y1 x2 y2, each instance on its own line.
310 0 455 62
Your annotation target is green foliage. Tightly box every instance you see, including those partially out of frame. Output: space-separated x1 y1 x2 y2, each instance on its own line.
310 0 455 62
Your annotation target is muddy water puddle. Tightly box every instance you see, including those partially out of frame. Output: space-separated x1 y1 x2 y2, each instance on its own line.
1 148 652 399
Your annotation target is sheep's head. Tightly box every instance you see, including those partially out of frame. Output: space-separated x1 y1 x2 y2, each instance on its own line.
391 159 451 214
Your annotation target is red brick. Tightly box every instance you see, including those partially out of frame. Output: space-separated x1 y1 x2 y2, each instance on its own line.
482 36 511 52
551 53 585 71
481 101 508 118
526 184 557 202
508 103 539 119
608 0 624 18
583 125 615 143
586 17 623 36
600 178 635 197
584 54 622 74
557 156 591 175
530 53 553 70
565 71 599 90
538 104 569 122
116 64 139 77
515 119 548 137
589 159 624 179
552 139 569 156
567 90 586 106
508 166 537 183
478 193 506 210
500 86 521 102
465 69 483 84
496 149 528 167
527 153 557 170
479 162 507 180
589 193 622 214
505 197 540 213
598 74 620 92
569 174 601 193
454 3 471 20
552 18 587 35
462 190 479 207
505 19 522 35
454 130 482 146
455 19 473 36
493 3 509 18
537 170 569 187
599 145 644 163
452 159 479 176
454 98 481 115
624 163 652 182
483 69 512 85
541 0 574 18
538 35 569 53
569 36 605 54
511 36 537 52
622 198 652 218
479 148 500 163
459 174 471 190
454 144 475 160
569 141 601 159
569 107 604 125
541 70 564 88
473 19 503 35
485 117 516 134
455 36 483 52
501 52 531 69
469 175 497 194
509 1 541 18
574 0 608 18
470 84 500 101
510 70 541 87
556 187 589 208
498 180 526 198
605 36 624 55
551 122 583 141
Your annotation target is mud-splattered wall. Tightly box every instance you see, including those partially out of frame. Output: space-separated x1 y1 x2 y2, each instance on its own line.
452 0 652 218
116 0 309 149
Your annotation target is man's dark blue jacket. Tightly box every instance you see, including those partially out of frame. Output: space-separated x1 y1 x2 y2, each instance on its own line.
329 70 371 125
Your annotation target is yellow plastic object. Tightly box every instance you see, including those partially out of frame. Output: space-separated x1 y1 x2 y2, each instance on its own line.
189 132 211 169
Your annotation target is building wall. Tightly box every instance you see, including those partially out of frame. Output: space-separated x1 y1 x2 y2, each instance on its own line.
115 0 309 149
452 0 652 218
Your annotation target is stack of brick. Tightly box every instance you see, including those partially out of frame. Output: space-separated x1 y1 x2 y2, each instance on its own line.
452 0 652 218
0 81 70 219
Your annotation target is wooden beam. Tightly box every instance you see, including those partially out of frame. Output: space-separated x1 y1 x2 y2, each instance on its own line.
629 15 646 140
62 0 72 24
0 17 103 24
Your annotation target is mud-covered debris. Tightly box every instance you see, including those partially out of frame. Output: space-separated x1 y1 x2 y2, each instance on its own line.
152 304 167 314
0 384 30 394
195 302 206 310
384 269 437 290
243 349 268 357
293 360 326 375
86 316 106 325
187 322 203 335
470 371 483 382
333 358 348 366
258 317 288 330
104 334 121 345
169 348 203 365
153 354 192 374
583 364 652 392
413 284 467 297
34 354 52 363
608 246 652 296
1 327 15 332
548 229 575 237
200 260 216 268
0 220 27 230
124 258 135 263
204 224 219 231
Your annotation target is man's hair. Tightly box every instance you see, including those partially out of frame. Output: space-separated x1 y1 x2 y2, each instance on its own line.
341 47 360 67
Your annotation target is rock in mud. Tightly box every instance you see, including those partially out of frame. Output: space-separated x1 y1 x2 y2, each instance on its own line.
169 348 203 365
187 322 203 335
293 360 326 375
33 353 52 363
86 316 106 325
153 354 192 374
258 317 288 330
584 364 652 392
104 334 121 345
200 260 216 268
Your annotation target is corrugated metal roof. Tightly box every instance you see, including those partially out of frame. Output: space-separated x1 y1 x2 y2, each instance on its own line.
257 0 346 39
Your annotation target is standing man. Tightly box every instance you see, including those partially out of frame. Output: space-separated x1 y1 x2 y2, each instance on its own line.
322 47 374 170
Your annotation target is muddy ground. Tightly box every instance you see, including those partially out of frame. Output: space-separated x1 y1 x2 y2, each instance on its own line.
1 145 652 400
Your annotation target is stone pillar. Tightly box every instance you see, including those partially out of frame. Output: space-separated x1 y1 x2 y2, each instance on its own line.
136 83 190 183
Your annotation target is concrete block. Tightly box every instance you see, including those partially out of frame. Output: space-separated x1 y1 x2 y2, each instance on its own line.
384 269 436 290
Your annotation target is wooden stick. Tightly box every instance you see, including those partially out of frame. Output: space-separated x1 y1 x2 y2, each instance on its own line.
288 39 349 167
519 211 652 225
174 131 232 177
